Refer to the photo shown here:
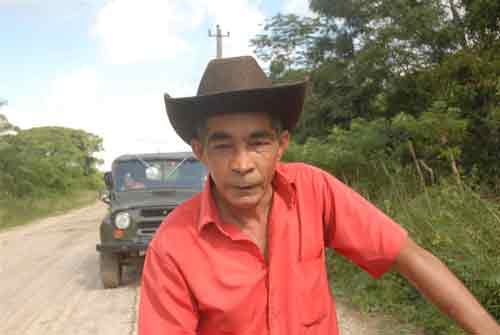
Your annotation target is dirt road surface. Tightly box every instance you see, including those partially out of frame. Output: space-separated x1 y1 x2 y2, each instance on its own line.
0 202 139 335
0 202 418 335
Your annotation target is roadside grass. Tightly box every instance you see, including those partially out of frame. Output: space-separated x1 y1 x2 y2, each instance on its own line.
0 190 99 231
284 142 500 333
327 168 500 335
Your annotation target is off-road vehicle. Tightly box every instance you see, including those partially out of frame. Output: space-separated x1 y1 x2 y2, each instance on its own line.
97 152 207 288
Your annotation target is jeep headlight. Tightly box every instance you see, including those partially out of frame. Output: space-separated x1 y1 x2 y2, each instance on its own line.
115 212 131 229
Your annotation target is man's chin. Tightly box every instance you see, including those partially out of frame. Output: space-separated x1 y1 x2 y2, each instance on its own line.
228 199 259 210
214 185 271 211
225 194 262 210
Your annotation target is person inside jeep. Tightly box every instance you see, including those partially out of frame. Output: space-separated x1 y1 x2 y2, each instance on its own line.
123 172 146 190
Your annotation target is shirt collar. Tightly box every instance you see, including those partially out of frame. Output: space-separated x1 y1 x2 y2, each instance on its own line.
197 176 221 232
197 162 296 233
272 163 296 208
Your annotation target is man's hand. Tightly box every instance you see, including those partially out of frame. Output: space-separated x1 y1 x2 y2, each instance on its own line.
394 238 500 334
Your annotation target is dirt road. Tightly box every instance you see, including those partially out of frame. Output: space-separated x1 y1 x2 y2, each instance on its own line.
0 202 418 335
0 202 139 335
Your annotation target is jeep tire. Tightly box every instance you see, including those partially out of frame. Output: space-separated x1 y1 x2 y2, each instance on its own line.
100 252 122 288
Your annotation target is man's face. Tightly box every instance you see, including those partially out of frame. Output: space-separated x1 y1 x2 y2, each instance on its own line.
191 112 289 210
124 173 134 187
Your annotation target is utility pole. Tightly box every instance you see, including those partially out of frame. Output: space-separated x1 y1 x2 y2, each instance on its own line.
208 24 230 59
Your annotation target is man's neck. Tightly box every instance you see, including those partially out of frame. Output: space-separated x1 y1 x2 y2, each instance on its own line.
213 185 273 259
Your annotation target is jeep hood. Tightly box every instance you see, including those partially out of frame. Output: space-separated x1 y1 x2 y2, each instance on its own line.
112 188 199 211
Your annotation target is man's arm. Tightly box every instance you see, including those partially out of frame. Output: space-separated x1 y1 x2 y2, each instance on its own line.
139 246 199 335
394 238 500 334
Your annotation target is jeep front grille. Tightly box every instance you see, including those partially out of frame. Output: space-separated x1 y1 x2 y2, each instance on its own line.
136 207 173 238
137 221 162 237
138 221 162 229
141 208 172 217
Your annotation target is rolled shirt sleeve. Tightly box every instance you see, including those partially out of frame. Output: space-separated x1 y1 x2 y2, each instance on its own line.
139 245 199 335
320 170 408 278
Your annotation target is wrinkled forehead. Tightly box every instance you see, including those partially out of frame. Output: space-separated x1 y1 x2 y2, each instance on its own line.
204 111 274 135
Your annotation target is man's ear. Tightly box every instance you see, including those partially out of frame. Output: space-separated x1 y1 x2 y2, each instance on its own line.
277 130 289 161
191 138 205 163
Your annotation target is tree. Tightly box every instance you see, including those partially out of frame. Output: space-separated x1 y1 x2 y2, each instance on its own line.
0 127 103 197
252 0 500 186
0 114 19 136
252 0 463 141
461 0 500 46
251 14 325 79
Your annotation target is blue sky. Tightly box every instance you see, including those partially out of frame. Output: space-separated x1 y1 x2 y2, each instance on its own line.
0 0 312 169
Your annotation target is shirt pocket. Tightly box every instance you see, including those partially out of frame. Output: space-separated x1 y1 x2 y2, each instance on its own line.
295 252 330 326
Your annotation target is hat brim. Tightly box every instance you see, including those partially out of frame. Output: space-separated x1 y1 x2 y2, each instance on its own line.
164 81 307 144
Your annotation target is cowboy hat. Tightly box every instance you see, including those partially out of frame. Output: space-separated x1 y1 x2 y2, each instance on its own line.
164 56 307 144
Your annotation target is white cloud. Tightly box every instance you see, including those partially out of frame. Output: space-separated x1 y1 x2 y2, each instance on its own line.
45 67 99 129
92 0 192 64
5 0 270 169
199 0 265 58
5 67 191 170
92 0 266 64
282 0 314 17
48 69 191 169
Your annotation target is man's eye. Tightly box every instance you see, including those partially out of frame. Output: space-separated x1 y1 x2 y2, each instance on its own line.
250 141 270 147
213 143 231 150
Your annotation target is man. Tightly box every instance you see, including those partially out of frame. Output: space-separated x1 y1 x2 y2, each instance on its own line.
139 56 499 334
123 172 146 190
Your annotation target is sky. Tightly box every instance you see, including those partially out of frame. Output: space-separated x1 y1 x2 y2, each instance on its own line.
0 0 313 170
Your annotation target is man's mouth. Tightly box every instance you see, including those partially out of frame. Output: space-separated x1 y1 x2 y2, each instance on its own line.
234 184 258 190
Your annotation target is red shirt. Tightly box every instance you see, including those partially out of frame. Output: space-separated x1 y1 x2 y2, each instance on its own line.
139 163 407 335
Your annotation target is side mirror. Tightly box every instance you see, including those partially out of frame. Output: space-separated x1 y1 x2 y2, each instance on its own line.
100 191 111 205
103 171 113 189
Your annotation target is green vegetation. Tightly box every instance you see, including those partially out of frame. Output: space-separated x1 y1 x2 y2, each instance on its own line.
0 114 103 229
0 190 98 230
285 142 500 335
252 0 500 190
336 176 500 335
255 0 500 333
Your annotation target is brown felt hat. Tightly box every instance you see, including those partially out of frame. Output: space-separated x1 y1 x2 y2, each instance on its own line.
164 56 307 143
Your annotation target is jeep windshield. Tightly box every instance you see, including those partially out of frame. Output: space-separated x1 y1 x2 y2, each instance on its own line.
114 158 207 192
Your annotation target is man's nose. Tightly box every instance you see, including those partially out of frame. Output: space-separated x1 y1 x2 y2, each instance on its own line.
230 148 254 175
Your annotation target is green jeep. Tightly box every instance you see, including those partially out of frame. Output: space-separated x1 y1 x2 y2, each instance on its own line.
97 152 207 288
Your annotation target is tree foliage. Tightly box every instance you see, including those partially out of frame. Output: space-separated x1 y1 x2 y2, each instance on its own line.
255 1 500 332
0 114 19 136
0 125 103 198
252 0 500 189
